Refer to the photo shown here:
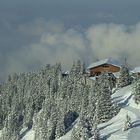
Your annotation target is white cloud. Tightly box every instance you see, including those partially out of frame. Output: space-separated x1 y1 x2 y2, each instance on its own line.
1 20 140 80
86 23 140 65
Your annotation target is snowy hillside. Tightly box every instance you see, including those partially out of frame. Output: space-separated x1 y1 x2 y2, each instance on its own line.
56 85 140 140
59 85 140 140
0 63 139 140
17 84 140 140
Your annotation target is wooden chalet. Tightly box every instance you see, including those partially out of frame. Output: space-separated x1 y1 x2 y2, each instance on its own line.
87 58 121 77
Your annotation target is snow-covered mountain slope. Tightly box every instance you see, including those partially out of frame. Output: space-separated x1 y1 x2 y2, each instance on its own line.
57 85 140 140
4 84 140 140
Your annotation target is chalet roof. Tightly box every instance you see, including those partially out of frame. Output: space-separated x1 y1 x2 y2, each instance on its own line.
131 66 140 73
87 58 122 69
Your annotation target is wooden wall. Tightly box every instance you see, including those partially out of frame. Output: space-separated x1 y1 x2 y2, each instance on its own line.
89 64 120 76
135 72 140 77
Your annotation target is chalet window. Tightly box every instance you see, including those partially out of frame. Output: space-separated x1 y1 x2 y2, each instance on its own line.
102 64 109 68
96 72 101 76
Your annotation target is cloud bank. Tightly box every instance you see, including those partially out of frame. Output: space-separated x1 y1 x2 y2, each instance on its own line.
1 19 140 80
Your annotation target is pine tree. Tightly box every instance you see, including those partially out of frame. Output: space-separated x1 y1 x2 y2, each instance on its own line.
81 127 90 140
118 65 130 88
76 60 81 74
123 114 132 131
45 112 57 140
0 61 114 140
81 62 86 74
34 96 55 140
72 92 92 140
70 61 77 76
95 73 115 123
55 117 65 139
1 108 21 140
81 86 90 118
133 80 140 104
92 123 100 140
72 117 92 140
55 91 66 139
23 96 34 129
71 119 85 140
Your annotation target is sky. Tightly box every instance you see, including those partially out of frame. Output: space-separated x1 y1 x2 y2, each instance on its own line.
1 0 140 80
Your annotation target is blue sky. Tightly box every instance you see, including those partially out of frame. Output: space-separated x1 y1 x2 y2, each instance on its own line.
0 0 140 80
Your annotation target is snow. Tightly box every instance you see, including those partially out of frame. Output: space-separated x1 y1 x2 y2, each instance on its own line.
89 77 96 80
131 66 140 73
56 85 140 140
57 130 72 140
99 85 140 140
113 72 120 78
21 129 35 140
20 127 28 135
20 84 140 140
87 58 121 69
96 85 140 140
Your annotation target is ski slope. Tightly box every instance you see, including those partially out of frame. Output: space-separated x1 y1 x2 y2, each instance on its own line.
1 84 140 140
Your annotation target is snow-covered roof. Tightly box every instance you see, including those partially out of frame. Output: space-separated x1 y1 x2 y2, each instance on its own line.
62 70 70 74
131 66 140 73
87 58 122 69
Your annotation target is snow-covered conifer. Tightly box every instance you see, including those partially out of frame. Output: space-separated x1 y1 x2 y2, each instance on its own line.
123 114 132 131
133 80 140 104
55 117 65 139
95 73 115 123
71 118 91 140
118 65 130 88
92 123 100 140
23 96 34 129
81 62 86 74
1 108 21 140
70 61 77 76
75 60 82 74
